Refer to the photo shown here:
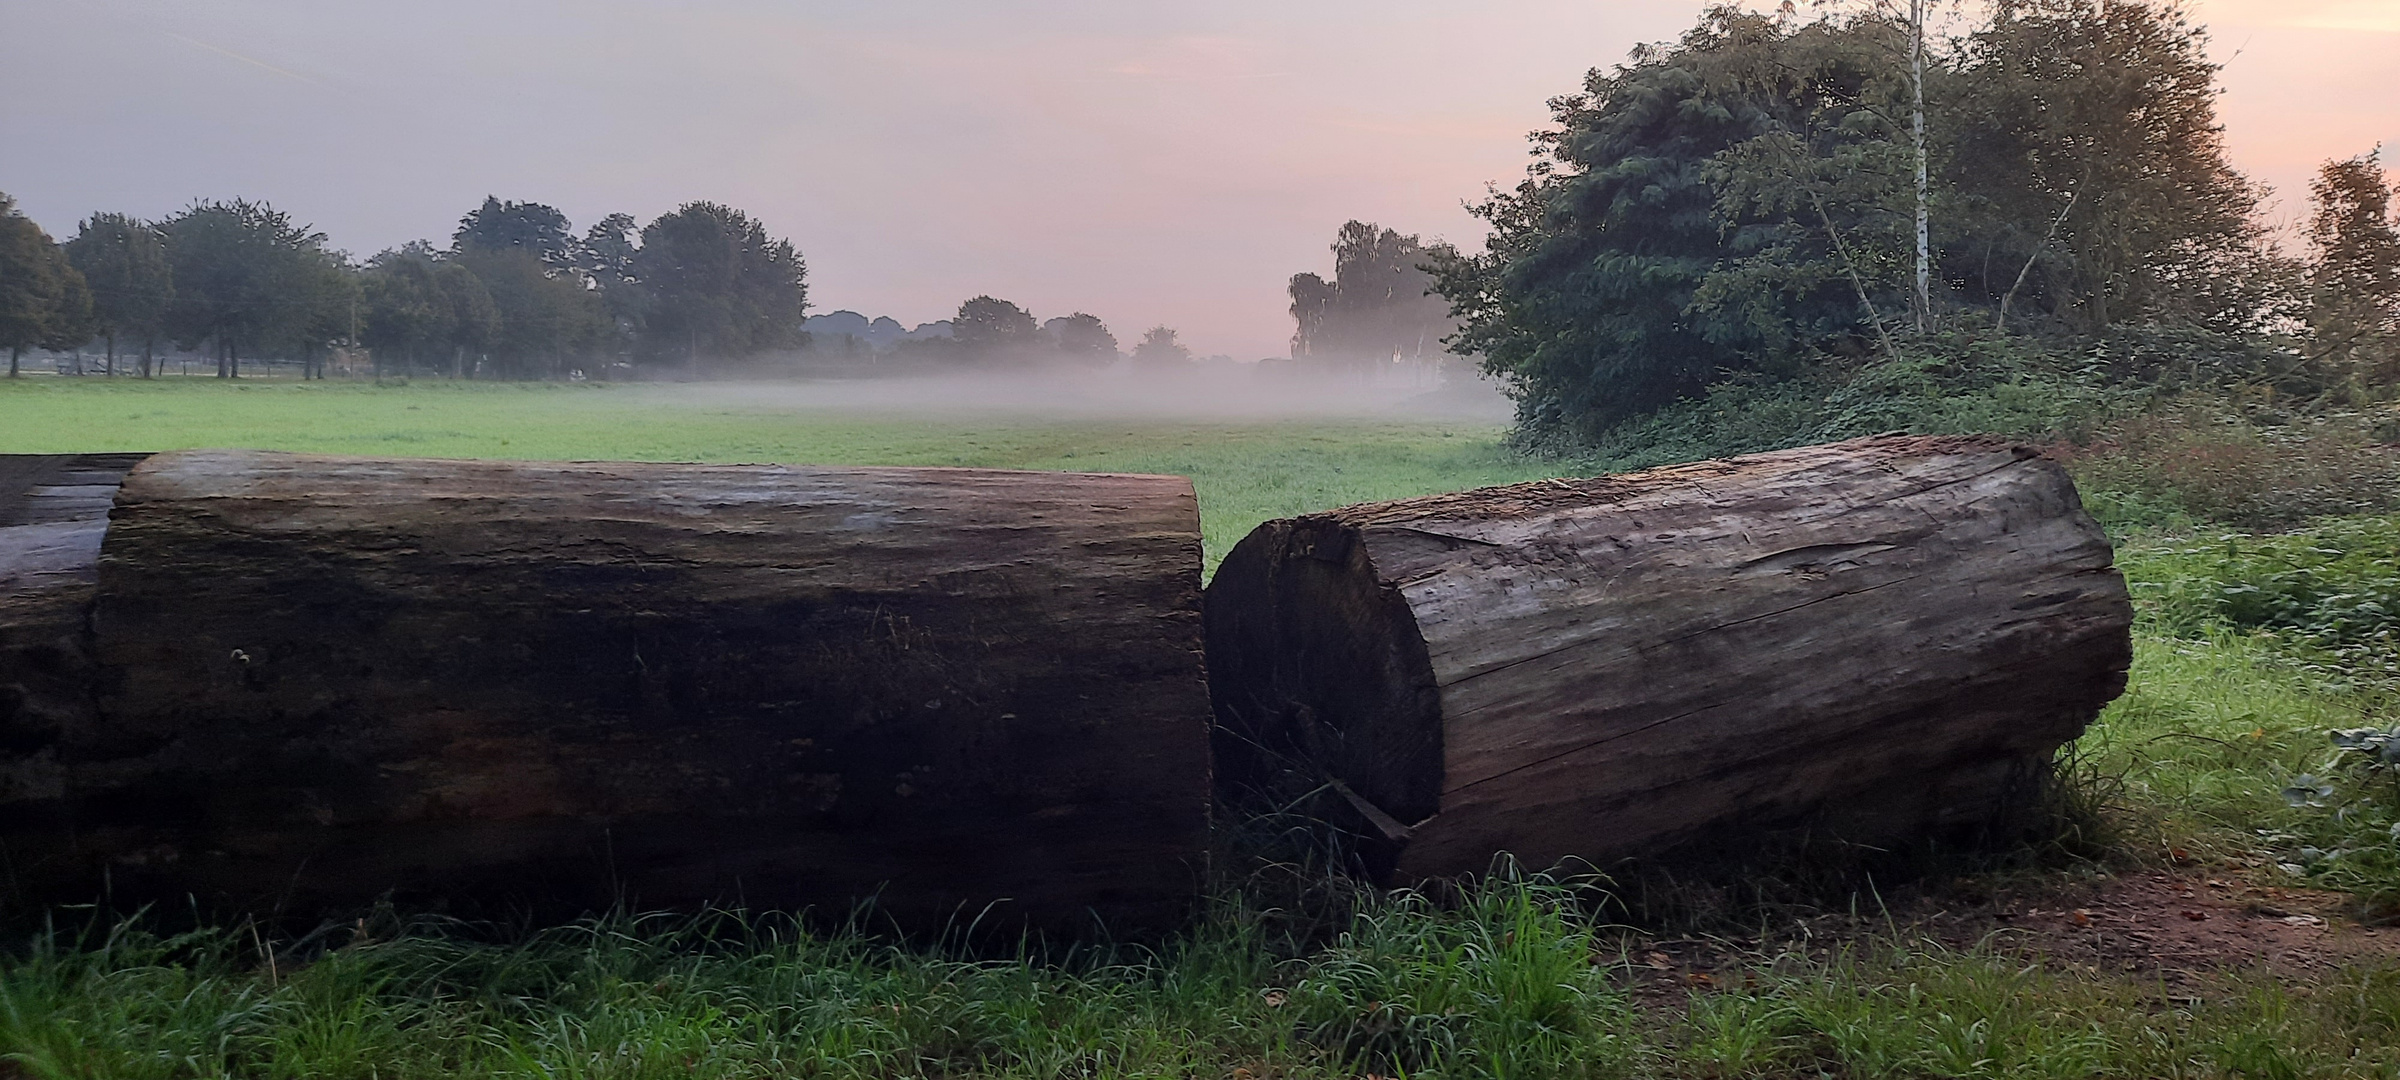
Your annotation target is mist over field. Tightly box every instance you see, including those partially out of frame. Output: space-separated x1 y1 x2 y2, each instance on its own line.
668 366 1512 422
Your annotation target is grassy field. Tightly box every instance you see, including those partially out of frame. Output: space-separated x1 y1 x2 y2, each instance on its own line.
0 378 1545 572
6 378 2400 1078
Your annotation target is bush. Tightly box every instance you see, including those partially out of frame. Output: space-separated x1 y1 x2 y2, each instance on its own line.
1530 329 2146 471
2065 405 2400 531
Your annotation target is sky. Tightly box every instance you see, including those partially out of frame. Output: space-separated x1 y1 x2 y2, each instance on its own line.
2 0 2392 361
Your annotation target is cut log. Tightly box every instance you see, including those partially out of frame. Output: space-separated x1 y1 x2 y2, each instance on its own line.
2 450 1210 930
1 453 153 821
1204 436 2133 882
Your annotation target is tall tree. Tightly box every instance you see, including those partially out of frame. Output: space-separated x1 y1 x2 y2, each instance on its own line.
953 295 1039 361
1434 11 1906 436
63 213 175 377
161 199 349 377
1290 222 1459 373
359 249 499 379
0 193 90 378
2305 149 2400 392
1043 313 1118 364
631 202 808 369
455 248 611 379
1943 0 2263 332
1131 325 1192 370
453 197 578 269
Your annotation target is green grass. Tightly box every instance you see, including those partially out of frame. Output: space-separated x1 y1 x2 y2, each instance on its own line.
8 378 2400 1078
0 378 1548 572
6 879 2397 1079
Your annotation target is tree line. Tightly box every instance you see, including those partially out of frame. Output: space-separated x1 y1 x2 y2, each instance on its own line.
837 295 1199 372
0 194 809 380
1408 0 2399 441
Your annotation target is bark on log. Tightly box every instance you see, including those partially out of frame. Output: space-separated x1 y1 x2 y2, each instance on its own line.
1204 436 2133 882
2 450 1210 929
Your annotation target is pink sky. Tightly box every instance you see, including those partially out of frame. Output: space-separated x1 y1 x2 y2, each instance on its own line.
3 0 2391 360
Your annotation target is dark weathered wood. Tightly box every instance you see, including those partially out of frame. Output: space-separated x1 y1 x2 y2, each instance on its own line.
1206 436 2134 882
1 454 154 838
4 450 1210 929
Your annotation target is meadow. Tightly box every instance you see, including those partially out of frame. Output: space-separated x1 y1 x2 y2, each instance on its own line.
4 377 2399 1079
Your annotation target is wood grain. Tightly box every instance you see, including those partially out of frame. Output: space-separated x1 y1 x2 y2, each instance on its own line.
1205 436 2133 881
5 451 1211 929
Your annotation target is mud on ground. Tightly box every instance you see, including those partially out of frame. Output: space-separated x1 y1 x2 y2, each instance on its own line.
1611 869 2400 999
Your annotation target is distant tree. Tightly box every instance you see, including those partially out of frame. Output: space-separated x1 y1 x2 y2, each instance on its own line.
161 199 350 377
1131 325 1192 370
453 196 578 269
456 248 612 379
631 202 808 369
0 193 90 378
2305 149 2400 393
64 213 175 377
579 211 643 352
1043 312 1118 364
1289 221 1459 373
954 295 1039 360
360 249 498 379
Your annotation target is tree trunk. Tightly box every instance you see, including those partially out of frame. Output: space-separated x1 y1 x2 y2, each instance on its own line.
3 452 1211 930
1205 436 2133 882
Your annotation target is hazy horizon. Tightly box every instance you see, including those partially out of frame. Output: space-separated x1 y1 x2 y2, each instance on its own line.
4 0 2390 361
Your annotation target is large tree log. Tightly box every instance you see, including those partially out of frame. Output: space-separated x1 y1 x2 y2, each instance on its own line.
1205 436 2133 882
2 451 1210 929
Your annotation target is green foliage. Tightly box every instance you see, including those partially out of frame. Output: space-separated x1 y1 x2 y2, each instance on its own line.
0 193 92 376
2304 149 2400 397
61 212 173 373
1444 0 2284 448
952 295 1040 361
453 249 613 380
2066 408 2400 531
452 196 579 270
158 199 353 376
1288 221 1457 371
1438 10 1894 436
1530 329 2139 470
1944 0 2272 334
2113 519 2400 915
632 202 809 367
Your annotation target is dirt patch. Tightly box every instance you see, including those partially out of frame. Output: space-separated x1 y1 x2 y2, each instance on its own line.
1973 870 2400 980
1609 869 2400 998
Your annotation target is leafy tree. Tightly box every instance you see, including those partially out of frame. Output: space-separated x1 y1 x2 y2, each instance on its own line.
2305 149 2400 393
631 202 808 369
953 296 1039 361
63 213 174 377
455 249 611 379
1043 313 1118 363
161 199 350 377
1288 221 1459 373
0 193 91 378
453 197 578 270
360 249 498 379
1943 0 2265 332
1434 11 1889 435
579 212 643 348
1131 325 1192 370
1438 0 2278 444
